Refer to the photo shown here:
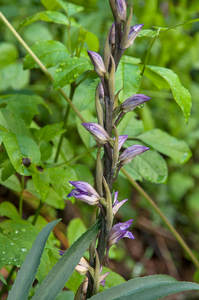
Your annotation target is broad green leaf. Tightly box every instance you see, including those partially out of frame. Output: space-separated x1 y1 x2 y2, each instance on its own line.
0 274 6 285
169 172 194 200
73 164 94 186
31 167 50 202
0 151 16 181
143 67 170 89
18 11 69 30
52 137 74 162
31 221 100 300
53 57 93 90
7 219 60 300
80 78 100 110
2 132 41 175
67 218 87 245
124 141 168 183
0 42 18 68
0 169 21 192
117 112 144 137
138 129 192 164
0 94 50 126
85 31 99 52
138 29 160 37
55 291 74 300
37 122 65 142
0 62 30 92
46 166 78 198
115 58 141 102
0 201 20 220
145 65 191 123
40 142 53 162
122 164 142 181
41 0 60 10
23 40 70 70
0 109 30 137
56 0 84 16
88 275 199 300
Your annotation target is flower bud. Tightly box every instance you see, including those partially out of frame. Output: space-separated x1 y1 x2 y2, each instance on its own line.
82 122 110 144
115 0 127 22
87 51 107 77
119 145 149 165
109 22 115 46
124 24 144 49
121 94 151 113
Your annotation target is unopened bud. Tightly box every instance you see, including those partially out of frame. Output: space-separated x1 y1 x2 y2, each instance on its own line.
87 51 107 77
121 94 151 113
109 22 115 46
119 145 149 165
124 24 144 49
82 123 110 144
115 0 127 22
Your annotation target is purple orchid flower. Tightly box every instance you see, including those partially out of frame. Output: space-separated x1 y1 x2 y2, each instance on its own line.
67 181 100 205
118 135 128 150
82 123 110 144
124 24 144 49
112 191 128 215
121 94 151 113
87 51 107 77
119 145 150 165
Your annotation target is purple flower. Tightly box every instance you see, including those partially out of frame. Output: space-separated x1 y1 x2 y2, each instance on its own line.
124 24 144 49
115 0 127 22
112 191 128 214
119 145 149 165
118 135 128 150
67 181 100 205
87 51 107 77
82 123 110 144
121 94 151 113
107 220 135 255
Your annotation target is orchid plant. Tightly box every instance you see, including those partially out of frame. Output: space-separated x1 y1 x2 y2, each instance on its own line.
1 0 199 300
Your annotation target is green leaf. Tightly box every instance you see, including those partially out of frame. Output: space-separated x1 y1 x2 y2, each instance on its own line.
125 141 168 183
31 167 50 202
0 42 18 68
88 275 199 300
52 137 74 162
45 187 65 209
117 112 144 137
31 221 100 300
18 11 70 30
2 132 41 175
7 219 60 300
23 40 70 70
138 29 160 37
101 266 125 290
41 0 61 10
76 110 97 149
0 274 7 285
85 31 99 52
0 201 20 220
55 291 75 300
56 0 84 16
115 58 141 102
80 78 100 110
145 65 192 123
40 142 53 162
73 164 94 186
0 62 30 92
67 218 87 245
37 122 66 142
138 129 192 164
53 57 93 90
0 151 16 181
0 170 21 192
0 94 50 126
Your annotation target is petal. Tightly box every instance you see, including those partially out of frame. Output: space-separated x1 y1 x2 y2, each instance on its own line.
82 123 110 143
69 181 99 197
67 189 99 205
87 51 107 76
118 135 128 150
121 94 151 113
119 145 149 165
112 198 128 214
125 24 144 49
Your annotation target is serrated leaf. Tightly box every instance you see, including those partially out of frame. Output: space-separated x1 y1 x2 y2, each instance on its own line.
0 42 18 68
0 62 30 92
53 57 93 90
0 201 20 220
37 122 65 142
138 129 192 164
18 11 69 30
0 94 50 126
7 219 60 300
31 221 100 300
2 132 41 175
23 40 70 70
115 59 141 102
145 65 191 123
88 275 199 300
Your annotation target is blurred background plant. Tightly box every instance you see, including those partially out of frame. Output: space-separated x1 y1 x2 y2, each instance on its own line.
0 0 199 299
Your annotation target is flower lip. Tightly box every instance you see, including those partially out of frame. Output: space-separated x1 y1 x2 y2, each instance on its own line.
67 181 100 205
107 219 135 248
119 145 150 165
121 94 151 113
